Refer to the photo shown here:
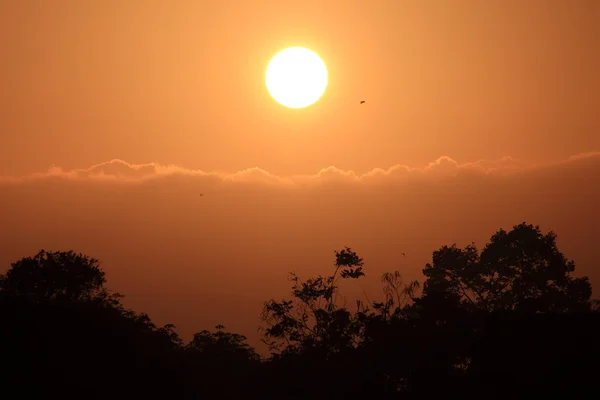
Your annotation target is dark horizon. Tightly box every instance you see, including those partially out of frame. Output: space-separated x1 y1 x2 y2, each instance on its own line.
2 222 599 398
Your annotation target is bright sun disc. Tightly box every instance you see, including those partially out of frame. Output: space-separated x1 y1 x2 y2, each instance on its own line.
265 47 328 109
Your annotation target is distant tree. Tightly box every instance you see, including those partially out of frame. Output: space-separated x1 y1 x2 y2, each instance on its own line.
183 325 260 398
0 250 111 303
186 324 259 362
369 271 420 321
416 223 592 315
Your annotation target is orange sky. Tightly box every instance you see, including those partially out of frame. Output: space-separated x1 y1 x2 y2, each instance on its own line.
1 1 599 348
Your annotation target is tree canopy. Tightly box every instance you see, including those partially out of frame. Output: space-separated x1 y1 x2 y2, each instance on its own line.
0 250 109 302
418 223 592 315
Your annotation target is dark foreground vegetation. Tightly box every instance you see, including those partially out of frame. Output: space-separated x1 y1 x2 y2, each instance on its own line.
1 223 599 399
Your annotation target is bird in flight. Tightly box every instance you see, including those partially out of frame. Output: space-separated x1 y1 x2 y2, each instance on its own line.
200 193 204 197
360 100 366 104
401 253 406 257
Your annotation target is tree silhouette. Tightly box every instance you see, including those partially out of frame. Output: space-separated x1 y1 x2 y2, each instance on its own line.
370 271 420 321
261 247 369 357
0 250 112 303
259 248 422 399
182 325 260 398
0 250 186 399
187 324 259 361
405 223 598 397
417 223 592 315
1 223 598 399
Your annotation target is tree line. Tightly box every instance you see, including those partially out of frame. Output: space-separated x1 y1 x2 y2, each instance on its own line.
1 223 599 399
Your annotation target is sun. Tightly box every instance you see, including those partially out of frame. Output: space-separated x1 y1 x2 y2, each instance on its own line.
265 47 328 109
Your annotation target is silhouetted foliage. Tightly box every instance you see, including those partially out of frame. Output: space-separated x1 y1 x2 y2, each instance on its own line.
261 247 370 357
187 324 258 360
1 223 599 399
182 325 260 397
0 250 111 302
416 223 592 316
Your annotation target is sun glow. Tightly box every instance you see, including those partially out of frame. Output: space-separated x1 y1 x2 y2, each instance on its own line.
265 47 328 109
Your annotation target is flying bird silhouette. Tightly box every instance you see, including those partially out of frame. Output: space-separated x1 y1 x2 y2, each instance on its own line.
402 253 406 257
200 193 204 197
360 100 366 104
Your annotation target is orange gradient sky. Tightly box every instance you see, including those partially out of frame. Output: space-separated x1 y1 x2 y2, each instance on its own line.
2 0 599 176
1 1 599 348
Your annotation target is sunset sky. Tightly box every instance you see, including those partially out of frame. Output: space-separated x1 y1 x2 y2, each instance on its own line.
1 1 599 348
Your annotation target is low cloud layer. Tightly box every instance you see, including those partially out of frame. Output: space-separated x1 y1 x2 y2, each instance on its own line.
4 152 593 186
1 152 599 349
